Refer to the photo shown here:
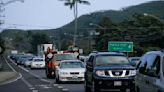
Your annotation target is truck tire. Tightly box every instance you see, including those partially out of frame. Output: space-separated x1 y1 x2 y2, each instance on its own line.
46 68 52 78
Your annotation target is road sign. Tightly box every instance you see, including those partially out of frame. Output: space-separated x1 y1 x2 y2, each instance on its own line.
108 42 133 52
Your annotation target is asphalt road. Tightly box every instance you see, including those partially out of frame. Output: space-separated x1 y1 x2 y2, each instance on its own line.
25 65 84 92
0 57 84 92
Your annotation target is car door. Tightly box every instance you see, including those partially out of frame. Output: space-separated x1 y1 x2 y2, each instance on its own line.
136 53 148 92
144 54 160 92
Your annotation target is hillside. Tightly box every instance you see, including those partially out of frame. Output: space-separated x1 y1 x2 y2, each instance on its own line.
1 0 164 54
61 0 164 33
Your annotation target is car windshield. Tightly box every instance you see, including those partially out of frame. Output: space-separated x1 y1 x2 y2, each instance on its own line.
60 62 84 68
34 59 44 62
53 54 76 61
95 55 130 66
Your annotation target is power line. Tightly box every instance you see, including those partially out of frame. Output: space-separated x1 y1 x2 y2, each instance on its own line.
4 23 56 29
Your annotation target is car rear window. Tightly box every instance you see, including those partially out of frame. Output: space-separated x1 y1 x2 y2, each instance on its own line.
34 59 44 62
95 55 130 66
53 54 76 61
60 62 84 68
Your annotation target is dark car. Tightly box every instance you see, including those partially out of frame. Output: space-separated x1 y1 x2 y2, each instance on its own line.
135 50 164 92
85 51 136 92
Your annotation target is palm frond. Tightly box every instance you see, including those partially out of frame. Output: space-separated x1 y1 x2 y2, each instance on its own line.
78 0 90 5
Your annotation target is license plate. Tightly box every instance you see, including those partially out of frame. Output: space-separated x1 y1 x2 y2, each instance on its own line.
72 76 78 79
114 81 122 86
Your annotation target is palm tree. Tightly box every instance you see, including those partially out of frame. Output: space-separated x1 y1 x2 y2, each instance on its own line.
60 0 90 47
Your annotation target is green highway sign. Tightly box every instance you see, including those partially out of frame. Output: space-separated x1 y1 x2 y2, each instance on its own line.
108 41 133 52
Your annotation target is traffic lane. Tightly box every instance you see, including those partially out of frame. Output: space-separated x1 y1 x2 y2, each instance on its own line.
27 68 85 92
60 83 84 92
25 68 55 84
8 58 61 92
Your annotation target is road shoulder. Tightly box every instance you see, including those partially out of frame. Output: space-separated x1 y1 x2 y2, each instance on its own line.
0 72 21 85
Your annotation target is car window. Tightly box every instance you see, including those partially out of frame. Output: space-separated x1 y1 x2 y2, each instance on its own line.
34 59 44 62
146 53 158 69
95 55 129 66
147 56 160 77
140 54 148 67
60 62 84 68
139 54 148 74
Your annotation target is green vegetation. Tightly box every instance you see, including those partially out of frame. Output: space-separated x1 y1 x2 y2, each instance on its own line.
1 1 164 55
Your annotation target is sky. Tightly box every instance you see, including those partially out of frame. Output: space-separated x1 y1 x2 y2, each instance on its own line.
0 0 154 30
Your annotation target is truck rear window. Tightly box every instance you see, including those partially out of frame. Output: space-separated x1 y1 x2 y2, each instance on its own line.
53 54 76 61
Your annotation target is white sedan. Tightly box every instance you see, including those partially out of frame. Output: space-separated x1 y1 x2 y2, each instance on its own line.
30 57 45 69
55 60 85 83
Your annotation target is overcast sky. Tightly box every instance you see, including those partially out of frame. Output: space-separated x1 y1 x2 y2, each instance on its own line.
1 0 154 30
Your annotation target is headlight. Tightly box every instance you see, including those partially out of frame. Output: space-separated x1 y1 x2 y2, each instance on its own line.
96 70 105 76
60 72 69 75
129 70 136 76
81 72 85 74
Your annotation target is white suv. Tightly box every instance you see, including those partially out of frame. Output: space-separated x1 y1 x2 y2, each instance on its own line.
135 50 164 92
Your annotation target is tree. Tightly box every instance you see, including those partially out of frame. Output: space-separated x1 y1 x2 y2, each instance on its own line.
60 0 90 46
0 34 5 54
30 33 50 54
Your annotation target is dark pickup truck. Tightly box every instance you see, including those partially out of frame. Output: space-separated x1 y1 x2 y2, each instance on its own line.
84 52 136 92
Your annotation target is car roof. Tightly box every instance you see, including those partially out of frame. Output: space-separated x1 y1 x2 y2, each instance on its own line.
33 57 44 59
60 60 82 63
90 51 126 56
54 53 75 55
145 51 164 56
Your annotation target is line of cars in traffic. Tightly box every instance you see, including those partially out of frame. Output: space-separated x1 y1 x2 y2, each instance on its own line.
9 49 164 92
10 54 45 69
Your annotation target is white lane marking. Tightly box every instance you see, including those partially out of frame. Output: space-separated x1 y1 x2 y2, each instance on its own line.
53 84 58 86
30 87 35 90
58 86 63 89
6 57 38 91
1 73 22 85
32 90 38 92
9 58 17 66
18 66 29 72
21 77 33 88
16 64 51 83
40 78 51 83
62 88 69 92
4 57 16 72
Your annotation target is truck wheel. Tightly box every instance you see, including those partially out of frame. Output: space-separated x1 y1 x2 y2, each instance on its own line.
46 68 52 78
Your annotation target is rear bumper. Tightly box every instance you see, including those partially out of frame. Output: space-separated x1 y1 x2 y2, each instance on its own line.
59 77 84 82
59 74 85 82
